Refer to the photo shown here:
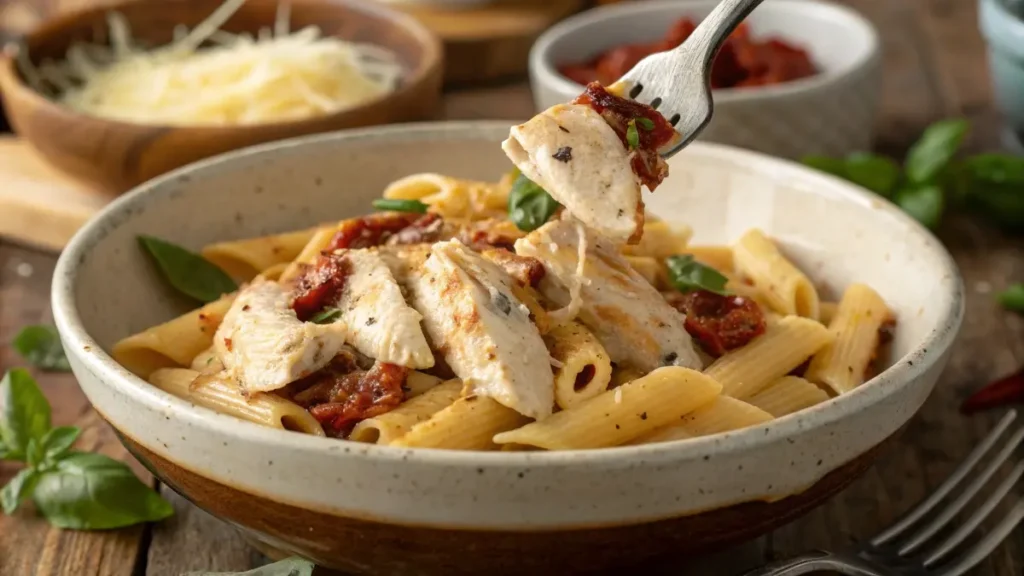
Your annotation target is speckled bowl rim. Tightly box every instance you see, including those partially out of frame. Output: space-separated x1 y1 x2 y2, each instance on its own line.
52 120 964 469
530 0 882 104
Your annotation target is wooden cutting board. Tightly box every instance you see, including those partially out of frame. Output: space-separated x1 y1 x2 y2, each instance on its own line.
0 136 115 251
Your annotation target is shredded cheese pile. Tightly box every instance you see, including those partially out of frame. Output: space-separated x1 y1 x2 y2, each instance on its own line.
18 0 403 126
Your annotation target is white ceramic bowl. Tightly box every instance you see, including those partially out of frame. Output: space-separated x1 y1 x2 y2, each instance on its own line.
52 122 961 575
530 0 883 159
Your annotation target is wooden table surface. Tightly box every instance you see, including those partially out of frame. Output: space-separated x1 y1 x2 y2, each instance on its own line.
1 0 1023 574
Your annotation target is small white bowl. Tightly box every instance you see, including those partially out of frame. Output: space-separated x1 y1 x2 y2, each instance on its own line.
530 0 883 159
51 122 961 574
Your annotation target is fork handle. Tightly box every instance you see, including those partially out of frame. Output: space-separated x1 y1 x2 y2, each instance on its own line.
680 0 765 70
740 551 886 576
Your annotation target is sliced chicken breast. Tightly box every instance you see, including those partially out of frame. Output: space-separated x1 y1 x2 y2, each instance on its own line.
516 219 703 373
502 104 643 243
214 279 348 393
336 249 434 369
406 240 554 419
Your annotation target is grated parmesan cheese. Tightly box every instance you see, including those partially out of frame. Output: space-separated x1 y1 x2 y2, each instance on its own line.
17 0 402 126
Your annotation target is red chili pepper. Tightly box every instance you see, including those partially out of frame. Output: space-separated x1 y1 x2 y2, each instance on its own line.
960 367 1024 414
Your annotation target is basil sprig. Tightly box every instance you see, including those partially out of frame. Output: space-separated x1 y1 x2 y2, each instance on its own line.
626 120 640 150
803 118 1024 231
372 198 429 214
999 284 1024 313
508 173 560 232
13 325 70 372
309 307 342 324
665 255 729 295
139 235 238 303
0 369 173 528
183 557 314 576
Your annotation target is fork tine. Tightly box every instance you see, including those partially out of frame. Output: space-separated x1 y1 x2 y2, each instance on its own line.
870 410 1018 546
930 500 1024 576
897 425 1024 555
923 460 1024 567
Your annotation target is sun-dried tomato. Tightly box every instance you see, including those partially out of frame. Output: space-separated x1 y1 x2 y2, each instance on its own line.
572 82 675 191
666 289 766 357
961 367 1024 414
291 253 351 321
326 212 424 251
481 249 546 287
293 359 407 436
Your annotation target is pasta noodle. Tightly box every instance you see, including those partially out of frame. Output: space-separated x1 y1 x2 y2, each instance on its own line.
619 219 692 258
818 301 839 325
746 376 830 417
805 284 892 394
704 316 833 399
349 380 462 444
404 370 445 398
150 368 324 435
624 255 661 286
391 394 529 450
632 396 773 444
733 229 820 320
113 294 236 379
545 322 613 410
684 245 734 272
492 367 721 450
201 226 323 281
279 224 341 282
383 173 509 221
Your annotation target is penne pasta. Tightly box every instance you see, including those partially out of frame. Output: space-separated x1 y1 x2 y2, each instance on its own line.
391 394 529 450
383 173 508 221
632 396 773 444
349 380 462 444
492 367 721 450
818 301 839 325
404 370 445 398
201 226 323 281
733 229 820 320
624 255 661 286
619 219 693 259
747 376 830 418
546 322 613 410
112 294 236 379
805 284 892 394
684 245 734 273
150 368 324 436
704 315 833 399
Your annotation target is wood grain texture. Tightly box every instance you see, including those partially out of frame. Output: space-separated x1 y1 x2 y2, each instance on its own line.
0 245 152 576
0 0 443 191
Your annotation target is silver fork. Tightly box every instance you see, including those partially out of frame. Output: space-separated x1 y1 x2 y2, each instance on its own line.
743 409 1024 576
618 0 765 158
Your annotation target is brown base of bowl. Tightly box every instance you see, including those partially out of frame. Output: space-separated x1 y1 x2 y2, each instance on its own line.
119 433 892 576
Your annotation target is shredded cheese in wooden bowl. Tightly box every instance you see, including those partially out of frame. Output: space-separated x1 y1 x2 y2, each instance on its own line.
17 0 404 126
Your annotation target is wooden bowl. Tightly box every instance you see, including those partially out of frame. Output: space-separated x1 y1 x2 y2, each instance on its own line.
0 0 443 191
51 123 963 574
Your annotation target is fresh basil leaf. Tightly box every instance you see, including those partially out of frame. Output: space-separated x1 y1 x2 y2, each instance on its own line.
371 198 428 214
895 185 944 229
998 284 1024 313
665 255 729 295
905 119 969 184
0 369 52 461
181 557 315 576
843 153 901 197
308 307 341 324
138 236 237 304
626 120 639 150
40 426 80 463
0 436 8 460
32 452 173 529
26 438 43 468
636 117 655 130
13 325 71 372
508 174 561 232
962 154 1024 229
802 155 849 178
1 467 40 514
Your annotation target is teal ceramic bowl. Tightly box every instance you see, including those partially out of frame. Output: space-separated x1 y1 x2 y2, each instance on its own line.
980 0 1024 149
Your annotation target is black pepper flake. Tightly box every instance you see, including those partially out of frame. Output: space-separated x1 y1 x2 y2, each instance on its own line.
640 412 648 420
242 304 251 311
366 317 377 326
663 352 678 365
493 292 512 315
615 424 620 430
558 125 569 133
552 146 573 163
617 209 625 217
